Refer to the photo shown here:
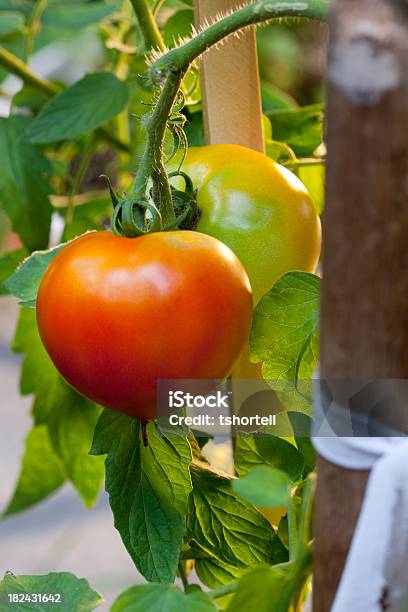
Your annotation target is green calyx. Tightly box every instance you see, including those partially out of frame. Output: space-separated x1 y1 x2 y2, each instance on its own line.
109 171 198 237
112 195 163 238
168 171 198 230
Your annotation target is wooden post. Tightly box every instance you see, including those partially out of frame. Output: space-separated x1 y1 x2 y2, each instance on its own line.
315 1 408 610
193 0 264 153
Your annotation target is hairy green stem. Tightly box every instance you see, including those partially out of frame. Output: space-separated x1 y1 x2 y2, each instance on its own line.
122 0 328 235
0 46 130 154
149 0 329 82
125 69 185 229
131 0 165 51
24 0 49 62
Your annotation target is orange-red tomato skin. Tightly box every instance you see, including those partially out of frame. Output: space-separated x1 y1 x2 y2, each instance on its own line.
36 230 252 420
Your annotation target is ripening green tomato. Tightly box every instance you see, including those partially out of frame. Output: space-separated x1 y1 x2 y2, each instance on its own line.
36 230 252 421
174 144 321 304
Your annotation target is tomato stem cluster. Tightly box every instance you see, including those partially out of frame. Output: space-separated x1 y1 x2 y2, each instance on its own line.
112 69 186 236
113 0 329 238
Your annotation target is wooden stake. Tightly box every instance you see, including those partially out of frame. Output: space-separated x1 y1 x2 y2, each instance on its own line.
193 0 269 433
193 0 264 153
193 0 267 472
315 1 408 609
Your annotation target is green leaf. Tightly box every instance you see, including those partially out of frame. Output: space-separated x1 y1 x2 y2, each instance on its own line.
12 308 104 506
3 425 65 517
250 271 320 406
235 435 304 483
261 81 297 112
295 161 325 215
266 104 324 157
25 73 129 143
0 2 18 9
227 537 313 612
4 242 65 306
188 463 287 570
195 556 244 589
13 307 59 412
0 572 103 611
111 583 215 612
91 411 192 583
226 564 294 612
0 115 52 250
233 465 291 509
47 383 104 507
41 2 118 29
163 10 194 46
0 248 28 295
0 11 24 36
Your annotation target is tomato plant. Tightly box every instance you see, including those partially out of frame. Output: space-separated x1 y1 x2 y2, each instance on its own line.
0 1 328 610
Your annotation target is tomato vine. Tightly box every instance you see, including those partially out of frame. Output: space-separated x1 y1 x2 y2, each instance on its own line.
111 0 329 237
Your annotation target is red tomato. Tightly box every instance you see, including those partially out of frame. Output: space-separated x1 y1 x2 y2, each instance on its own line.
36 231 252 420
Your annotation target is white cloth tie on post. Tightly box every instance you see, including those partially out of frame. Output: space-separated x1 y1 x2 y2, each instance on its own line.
313 381 408 612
